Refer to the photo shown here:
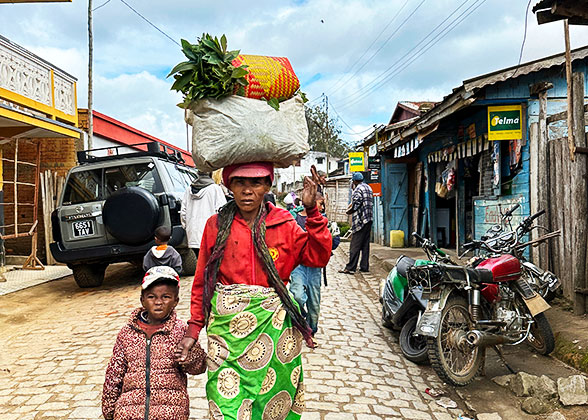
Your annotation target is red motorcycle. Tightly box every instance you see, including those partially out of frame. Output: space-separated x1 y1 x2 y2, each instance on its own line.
408 208 555 386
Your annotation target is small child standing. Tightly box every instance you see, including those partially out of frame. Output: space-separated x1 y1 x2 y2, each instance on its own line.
289 192 331 347
143 225 183 275
102 266 206 420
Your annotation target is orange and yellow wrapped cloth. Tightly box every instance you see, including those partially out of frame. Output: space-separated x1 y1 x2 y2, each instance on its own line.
232 55 300 101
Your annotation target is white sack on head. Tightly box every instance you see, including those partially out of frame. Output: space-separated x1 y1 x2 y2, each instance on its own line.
186 94 309 172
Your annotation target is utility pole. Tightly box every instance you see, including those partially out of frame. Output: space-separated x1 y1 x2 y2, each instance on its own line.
564 19 575 161
186 121 190 152
324 94 330 178
88 0 93 150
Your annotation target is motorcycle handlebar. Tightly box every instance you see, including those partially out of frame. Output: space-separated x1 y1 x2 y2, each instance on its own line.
463 240 481 250
502 203 520 219
412 232 425 245
528 209 546 223
463 209 547 256
520 209 546 234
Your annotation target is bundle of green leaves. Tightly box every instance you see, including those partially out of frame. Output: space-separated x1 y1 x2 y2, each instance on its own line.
168 34 249 109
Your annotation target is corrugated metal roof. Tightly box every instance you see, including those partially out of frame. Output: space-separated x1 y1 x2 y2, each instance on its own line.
532 0 555 12
379 45 588 154
463 45 588 92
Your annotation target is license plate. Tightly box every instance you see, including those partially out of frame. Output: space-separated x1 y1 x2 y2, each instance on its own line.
72 220 94 237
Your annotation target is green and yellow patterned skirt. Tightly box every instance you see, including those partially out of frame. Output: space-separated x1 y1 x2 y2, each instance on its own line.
206 283 305 420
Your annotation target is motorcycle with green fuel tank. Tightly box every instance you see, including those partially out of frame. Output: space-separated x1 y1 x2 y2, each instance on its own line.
379 233 455 363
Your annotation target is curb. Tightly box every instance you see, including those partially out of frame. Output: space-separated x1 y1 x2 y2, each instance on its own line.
371 253 395 273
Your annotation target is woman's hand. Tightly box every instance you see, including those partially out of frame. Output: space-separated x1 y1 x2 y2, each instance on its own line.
301 165 325 209
174 336 196 364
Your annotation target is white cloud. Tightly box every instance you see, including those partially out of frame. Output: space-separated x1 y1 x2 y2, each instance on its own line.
94 71 186 148
1 0 586 148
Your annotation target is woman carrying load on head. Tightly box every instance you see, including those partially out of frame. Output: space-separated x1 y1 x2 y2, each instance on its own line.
175 161 331 419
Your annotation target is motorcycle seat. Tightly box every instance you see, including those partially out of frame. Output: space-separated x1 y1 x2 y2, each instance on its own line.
396 255 416 278
441 265 494 284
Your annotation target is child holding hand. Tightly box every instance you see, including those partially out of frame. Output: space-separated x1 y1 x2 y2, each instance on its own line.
102 266 206 420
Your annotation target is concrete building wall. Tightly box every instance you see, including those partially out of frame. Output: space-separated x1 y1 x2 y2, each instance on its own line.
274 151 339 192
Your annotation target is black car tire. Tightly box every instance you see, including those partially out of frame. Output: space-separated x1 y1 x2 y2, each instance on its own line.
72 264 107 288
180 248 197 276
103 187 160 245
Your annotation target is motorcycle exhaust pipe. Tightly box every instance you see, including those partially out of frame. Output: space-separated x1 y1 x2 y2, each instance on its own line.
466 330 518 348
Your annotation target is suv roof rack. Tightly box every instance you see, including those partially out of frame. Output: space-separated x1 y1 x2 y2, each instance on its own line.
77 141 189 166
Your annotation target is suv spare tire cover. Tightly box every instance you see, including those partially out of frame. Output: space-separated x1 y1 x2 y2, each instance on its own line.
103 186 160 245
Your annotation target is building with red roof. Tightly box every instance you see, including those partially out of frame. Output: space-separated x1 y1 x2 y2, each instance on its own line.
78 109 194 167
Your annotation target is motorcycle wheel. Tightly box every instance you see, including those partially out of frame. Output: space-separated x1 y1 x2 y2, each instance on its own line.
400 315 429 364
526 312 555 355
427 295 484 386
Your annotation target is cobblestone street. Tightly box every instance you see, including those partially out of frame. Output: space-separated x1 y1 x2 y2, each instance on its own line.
0 246 465 420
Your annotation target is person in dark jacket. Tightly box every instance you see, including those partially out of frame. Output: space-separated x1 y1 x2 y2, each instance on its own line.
102 266 206 420
143 226 183 274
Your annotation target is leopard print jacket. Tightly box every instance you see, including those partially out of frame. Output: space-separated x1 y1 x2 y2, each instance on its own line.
102 308 206 420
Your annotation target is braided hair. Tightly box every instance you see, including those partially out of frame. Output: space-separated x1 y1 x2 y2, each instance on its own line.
202 200 313 343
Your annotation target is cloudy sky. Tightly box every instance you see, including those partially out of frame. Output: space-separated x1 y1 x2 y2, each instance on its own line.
1 0 587 150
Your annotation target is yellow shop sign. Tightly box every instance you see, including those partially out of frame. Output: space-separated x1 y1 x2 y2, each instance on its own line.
348 152 365 172
488 105 522 141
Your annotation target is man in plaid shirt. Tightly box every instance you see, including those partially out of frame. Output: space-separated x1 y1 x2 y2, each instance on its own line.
340 172 374 274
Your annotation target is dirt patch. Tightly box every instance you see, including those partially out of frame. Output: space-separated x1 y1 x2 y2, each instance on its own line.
553 335 588 374
546 300 588 375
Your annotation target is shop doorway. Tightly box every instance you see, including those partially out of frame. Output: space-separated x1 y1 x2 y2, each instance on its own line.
433 161 457 248
435 195 455 248
462 155 482 243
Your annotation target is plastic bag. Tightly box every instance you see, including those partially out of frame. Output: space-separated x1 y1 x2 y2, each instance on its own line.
435 181 448 198
186 94 309 172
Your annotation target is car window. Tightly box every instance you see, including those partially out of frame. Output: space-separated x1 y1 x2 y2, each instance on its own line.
162 162 193 193
62 169 102 205
104 162 163 197
180 167 198 185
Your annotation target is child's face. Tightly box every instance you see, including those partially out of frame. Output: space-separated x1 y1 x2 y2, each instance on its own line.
140 284 179 324
317 199 325 212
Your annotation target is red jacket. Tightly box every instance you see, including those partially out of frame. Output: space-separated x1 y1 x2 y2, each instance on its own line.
102 309 206 420
187 203 331 338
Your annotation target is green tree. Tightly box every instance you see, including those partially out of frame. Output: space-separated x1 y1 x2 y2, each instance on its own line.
305 104 351 158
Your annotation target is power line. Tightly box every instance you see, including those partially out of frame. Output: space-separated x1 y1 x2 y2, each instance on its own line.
341 127 377 136
118 0 180 47
336 0 487 111
328 99 375 137
326 0 411 95
93 0 111 12
511 0 532 78
306 94 324 105
327 0 428 98
305 96 371 136
335 0 475 108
